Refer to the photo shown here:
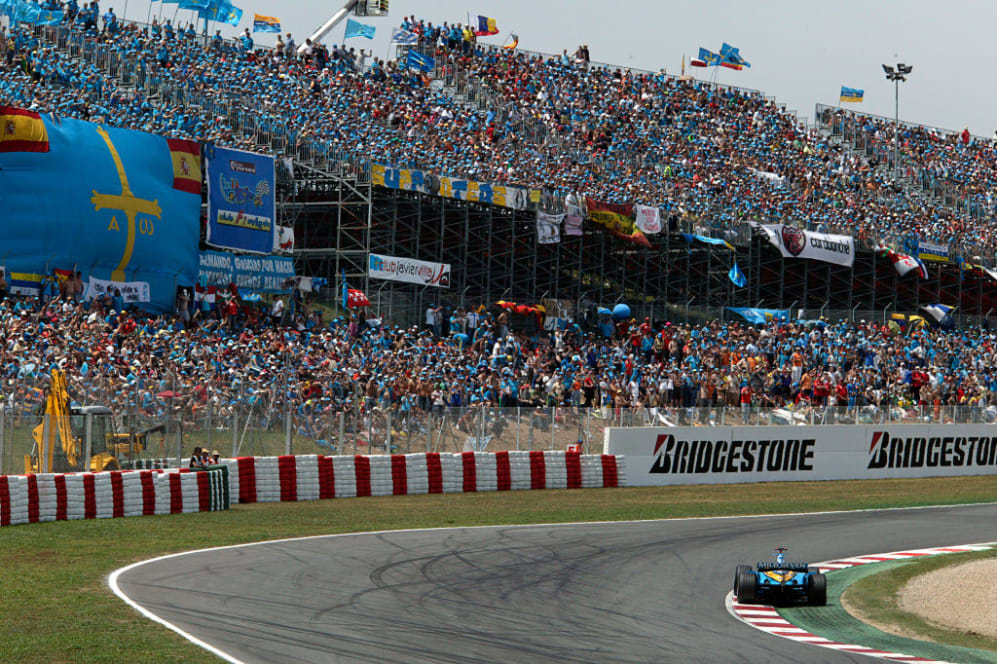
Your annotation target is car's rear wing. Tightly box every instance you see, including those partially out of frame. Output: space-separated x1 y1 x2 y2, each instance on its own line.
757 562 809 571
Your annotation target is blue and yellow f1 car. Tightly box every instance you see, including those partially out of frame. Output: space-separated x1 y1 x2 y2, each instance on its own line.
734 548 827 605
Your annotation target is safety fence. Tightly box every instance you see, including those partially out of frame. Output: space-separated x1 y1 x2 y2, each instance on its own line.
223 451 622 503
0 465 228 527
4 389 997 476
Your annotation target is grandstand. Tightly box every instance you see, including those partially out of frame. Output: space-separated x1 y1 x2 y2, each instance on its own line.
3 14 997 323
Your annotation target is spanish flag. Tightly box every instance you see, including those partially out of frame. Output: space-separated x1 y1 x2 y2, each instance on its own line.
585 197 652 248
166 138 201 195
0 106 49 153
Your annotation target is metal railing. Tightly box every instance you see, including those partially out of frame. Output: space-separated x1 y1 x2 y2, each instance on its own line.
6 399 996 475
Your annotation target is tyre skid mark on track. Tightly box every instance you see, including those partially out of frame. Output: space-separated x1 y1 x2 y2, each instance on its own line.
726 543 996 664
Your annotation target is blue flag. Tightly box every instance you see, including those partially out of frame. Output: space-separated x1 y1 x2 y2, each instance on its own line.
840 86 864 102
344 18 375 39
720 42 750 68
391 27 419 45
14 0 40 23
406 50 435 73
728 262 747 288
36 8 63 24
341 269 349 311
200 0 242 26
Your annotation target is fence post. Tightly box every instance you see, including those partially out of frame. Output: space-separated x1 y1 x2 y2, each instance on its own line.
231 404 238 457
285 398 292 456
516 406 521 451
174 412 182 469
0 412 4 476
386 411 392 454
550 408 555 450
338 411 345 455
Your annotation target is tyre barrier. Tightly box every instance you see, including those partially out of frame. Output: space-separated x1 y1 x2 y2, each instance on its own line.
0 466 229 528
223 451 625 504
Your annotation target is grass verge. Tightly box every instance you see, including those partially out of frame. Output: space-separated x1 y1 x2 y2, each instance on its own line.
843 547 997 654
2 475 997 664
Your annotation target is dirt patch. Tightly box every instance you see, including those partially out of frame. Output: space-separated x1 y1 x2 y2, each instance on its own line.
897 558 997 639
841 591 922 640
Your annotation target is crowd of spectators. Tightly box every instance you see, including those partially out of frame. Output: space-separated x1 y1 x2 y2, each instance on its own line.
3 285 997 453
1 10 996 257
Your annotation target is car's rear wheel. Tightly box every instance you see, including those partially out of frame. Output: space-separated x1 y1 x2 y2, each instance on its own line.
733 564 751 594
807 573 827 605
807 566 821 575
736 570 757 603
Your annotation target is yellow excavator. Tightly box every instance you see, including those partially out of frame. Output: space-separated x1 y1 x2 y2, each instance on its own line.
24 370 157 473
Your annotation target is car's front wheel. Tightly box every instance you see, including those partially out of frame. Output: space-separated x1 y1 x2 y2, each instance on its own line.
736 570 757 603
733 564 751 594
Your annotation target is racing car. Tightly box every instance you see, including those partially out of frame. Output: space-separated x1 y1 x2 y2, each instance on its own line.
734 547 826 606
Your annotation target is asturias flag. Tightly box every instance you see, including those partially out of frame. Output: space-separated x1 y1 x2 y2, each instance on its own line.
253 13 280 33
344 18 375 39
840 86 864 102
472 14 498 36
728 263 747 288
406 50 435 73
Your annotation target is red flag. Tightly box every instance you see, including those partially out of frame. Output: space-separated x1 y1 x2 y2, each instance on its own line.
346 289 369 308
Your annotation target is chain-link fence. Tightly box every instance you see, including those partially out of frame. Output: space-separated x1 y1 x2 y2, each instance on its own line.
5 387 995 475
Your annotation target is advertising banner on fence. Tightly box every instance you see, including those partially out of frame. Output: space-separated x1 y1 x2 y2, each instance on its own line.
198 250 295 292
87 276 151 303
371 164 528 210
368 253 450 287
205 145 276 254
605 424 997 486
752 222 854 267
0 107 200 312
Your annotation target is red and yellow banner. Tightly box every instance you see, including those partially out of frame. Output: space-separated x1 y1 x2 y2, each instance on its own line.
585 197 650 247
166 138 201 195
0 106 49 153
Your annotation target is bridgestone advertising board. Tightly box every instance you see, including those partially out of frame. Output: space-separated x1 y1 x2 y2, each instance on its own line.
604 425 997 486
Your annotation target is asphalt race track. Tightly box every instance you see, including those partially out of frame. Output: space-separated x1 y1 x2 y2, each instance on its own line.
114 503 997 663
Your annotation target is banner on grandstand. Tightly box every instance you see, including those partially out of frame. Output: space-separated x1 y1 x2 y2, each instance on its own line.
634 204 662 234
536 211 563 244
368 253 451 287
274 225 294 252
0 107 200 313
918 241 950 263
371 164 528 210
606 424 997 487
198 250 295 293
205 145 276 254
87 277 151 304
564 215 583 236
752 222 854 267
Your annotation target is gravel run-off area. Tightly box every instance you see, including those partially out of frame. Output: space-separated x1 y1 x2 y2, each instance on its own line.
897 559 997 639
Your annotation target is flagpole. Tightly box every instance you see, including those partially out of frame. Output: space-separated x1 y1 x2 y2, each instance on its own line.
145 0 152 26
